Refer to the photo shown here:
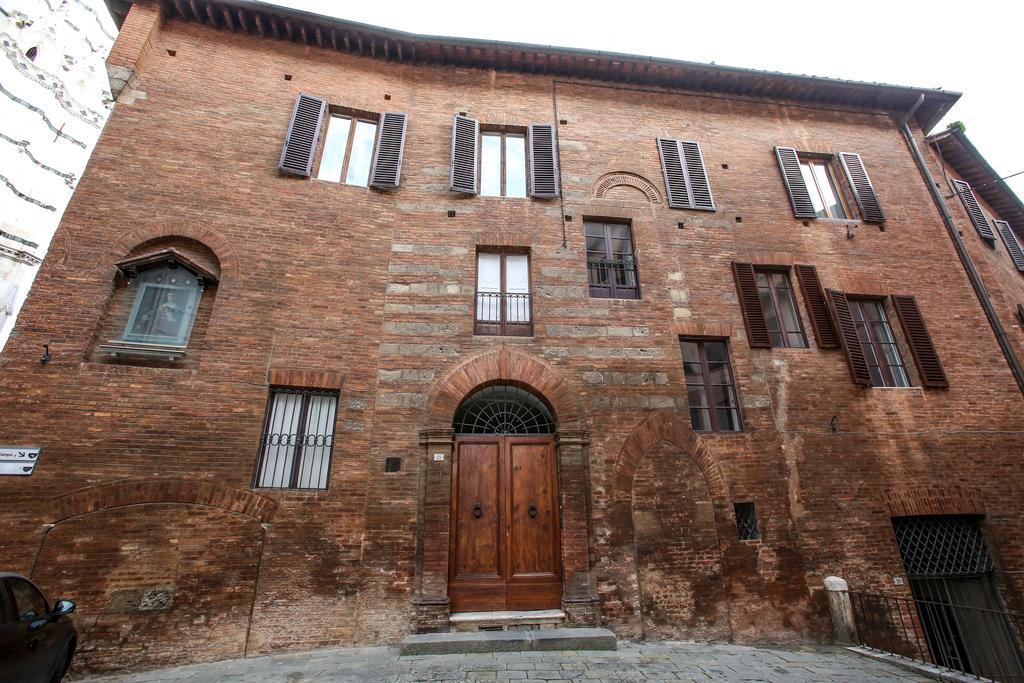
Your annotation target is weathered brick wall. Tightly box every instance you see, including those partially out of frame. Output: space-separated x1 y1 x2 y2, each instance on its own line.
0 7 1022 675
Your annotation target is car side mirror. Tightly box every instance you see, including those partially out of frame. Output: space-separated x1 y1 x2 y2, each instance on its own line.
51 599 75 618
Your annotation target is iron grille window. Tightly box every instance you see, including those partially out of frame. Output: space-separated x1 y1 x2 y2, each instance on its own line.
384 457 402 473
892 515 994 578
585 221 640 299
734 502 761 540
755 269 807 348
849 299 910 388
254 388 338 490
475 251 532 336
453 384 555 435
680 338 742 432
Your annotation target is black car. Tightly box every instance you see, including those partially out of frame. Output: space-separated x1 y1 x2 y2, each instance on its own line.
0 573 76 683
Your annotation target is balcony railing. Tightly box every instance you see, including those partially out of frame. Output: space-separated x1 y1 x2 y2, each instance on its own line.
475 292 533 336
587 258 639 299
850 590 1024 682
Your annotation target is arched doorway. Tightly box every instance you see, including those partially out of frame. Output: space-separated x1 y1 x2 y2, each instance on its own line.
448 384 562 612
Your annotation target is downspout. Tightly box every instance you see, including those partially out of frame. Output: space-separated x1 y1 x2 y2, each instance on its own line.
899 94 1024 396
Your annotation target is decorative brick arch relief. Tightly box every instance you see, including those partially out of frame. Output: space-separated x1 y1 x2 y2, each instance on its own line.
612 412 728 504
111 222 237 280
49 478 278 524
426 347 583 429
593 172 662 203
881 485 985 518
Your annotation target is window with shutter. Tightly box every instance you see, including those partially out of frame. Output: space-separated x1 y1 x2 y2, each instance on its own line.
657 138 714 210
450 114 479 194
279 93 327 177
317 113 378 186
369 111 408 189
480 131 527 198
794 265 840 349
951 179 996 244
826 290 873 386
775 146 817 218
891 295 948 388
731 263 771 348
529 124 559 198
994 220 1024 273
838 152 885 223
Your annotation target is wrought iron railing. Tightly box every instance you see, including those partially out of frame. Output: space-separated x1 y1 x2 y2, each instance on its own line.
475 292 532 336
850 590 1024 682
586 258 639 299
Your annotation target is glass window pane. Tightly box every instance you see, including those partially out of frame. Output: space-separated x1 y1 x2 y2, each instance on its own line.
687 386 708 408
758 287 782 335
681 342 700 364
585 236 606 253
811 162 848 219
690 407 711 432
889 364 910 388
800 161 827 217
704 341 728 363
317 115 350 182
683 362 703 385
708 362 733 386
609 224 629 241
584 223 606 238
345 120 376 186
505 135 526 198
480 134 501 196
787 332 807 348
716 408 740 431
257 392 303 487
9 580 47 620
123 267 201 346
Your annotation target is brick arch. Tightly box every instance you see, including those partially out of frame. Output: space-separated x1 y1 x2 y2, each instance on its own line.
612 412 728 504
49 478 278 524
426 347 583 430
881 485 985 518
111 222 238 280
593 172 662 203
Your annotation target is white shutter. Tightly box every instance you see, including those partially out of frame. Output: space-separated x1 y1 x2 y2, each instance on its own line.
505 254 530 322
476 253 502 321
257 392 303 487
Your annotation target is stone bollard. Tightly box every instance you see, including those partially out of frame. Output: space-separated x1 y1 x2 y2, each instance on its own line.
824 576 858 645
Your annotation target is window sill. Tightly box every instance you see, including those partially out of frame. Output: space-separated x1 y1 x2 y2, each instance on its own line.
99 341 187 361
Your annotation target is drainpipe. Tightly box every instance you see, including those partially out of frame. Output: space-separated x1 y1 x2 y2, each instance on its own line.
899 94 1024 397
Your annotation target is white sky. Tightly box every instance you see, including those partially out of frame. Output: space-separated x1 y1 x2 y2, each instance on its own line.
263 0 1024 199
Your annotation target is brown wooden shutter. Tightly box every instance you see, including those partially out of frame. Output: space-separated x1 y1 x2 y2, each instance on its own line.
278 93 327 177
775 146 817 218
838 152 885 223
528 123 559 198
794 265 840 349
825 289 873 386
657 138 715 211
368 111 408 189
450 114 479 194
891 295 948 388
732 262 771 348
951 179 996 243
1018 304 1024 326
995 220 1024 272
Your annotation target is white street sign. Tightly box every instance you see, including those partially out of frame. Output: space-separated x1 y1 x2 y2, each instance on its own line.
0 447 42 476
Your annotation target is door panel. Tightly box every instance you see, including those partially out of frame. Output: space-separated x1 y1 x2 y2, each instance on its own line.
449 436 561 612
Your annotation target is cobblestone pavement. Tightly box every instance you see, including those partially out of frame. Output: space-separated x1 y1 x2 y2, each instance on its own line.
76 641 931 682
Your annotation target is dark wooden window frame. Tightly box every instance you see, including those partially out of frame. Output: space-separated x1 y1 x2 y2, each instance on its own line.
848 297 911 388
253 387 339 491
680 336 743 433
754 266 808 348
799 154 853 220
584 220 641 300
479 126 529 198
315 106 380 186
474 248 533 337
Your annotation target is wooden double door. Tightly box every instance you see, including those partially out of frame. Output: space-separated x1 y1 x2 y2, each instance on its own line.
449 436 562 612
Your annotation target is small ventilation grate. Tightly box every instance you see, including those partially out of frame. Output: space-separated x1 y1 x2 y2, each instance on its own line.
734 502 761 540
384 457 401 473
892 515 993 577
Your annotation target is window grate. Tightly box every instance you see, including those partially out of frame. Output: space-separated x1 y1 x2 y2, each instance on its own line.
453 385 555 435
734 502 761 540
384 457 401 473
254 387 338 490
892 515 993 577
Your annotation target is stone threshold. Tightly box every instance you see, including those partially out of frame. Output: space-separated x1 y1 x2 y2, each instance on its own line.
400 627 616 655
846 646 981 683
449 609 566 631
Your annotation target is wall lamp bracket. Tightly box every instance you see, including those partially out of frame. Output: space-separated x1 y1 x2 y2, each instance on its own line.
828 416 838 433
40 344 52 364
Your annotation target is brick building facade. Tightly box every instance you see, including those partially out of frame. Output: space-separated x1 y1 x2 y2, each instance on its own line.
1 0 1023 675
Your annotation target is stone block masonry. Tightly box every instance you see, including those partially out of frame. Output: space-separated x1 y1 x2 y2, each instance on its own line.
0 1 1022 676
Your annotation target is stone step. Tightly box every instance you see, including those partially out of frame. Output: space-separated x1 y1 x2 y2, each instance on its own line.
449 609 566 632
400 627 617 655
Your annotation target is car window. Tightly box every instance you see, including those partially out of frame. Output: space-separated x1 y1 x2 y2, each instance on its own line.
7 580 48 621
0 585 13 624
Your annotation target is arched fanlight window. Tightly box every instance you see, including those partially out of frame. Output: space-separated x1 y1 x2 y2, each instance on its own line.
453 384 555 435
26 46 38 62
101 248 219 360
